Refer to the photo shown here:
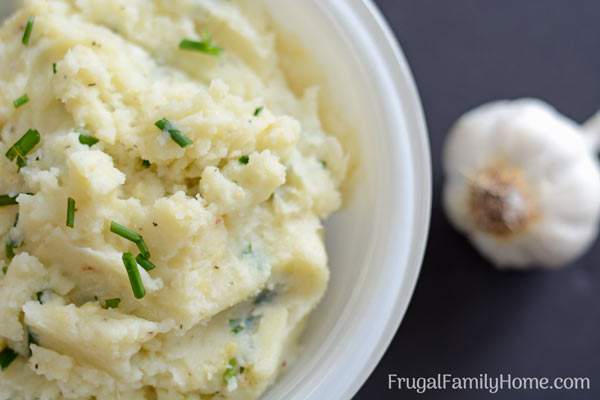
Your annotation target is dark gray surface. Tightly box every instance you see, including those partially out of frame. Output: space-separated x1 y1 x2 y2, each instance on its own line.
356 1 600 399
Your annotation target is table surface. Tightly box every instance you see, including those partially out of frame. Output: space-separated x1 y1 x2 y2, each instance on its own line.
356 1 600 399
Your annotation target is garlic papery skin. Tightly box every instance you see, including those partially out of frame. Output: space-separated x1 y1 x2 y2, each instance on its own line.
443 99 600 269
468 163 539 237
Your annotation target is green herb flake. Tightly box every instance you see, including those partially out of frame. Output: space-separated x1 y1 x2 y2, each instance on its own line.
155 118 193 148
78 133 100 147
66 197 76 228
52 63 57 74
0 347 18 370
238 155 249 165
5 129 41 168
0 195 18 207
241 243 253 256
142 159 151 168
229 319 244 334
320 160 327 169
5 241 16 261
1 265 7 275
22 16 34 46
228 316 259 335
253 106 263 117
223 358 239 384
179 36 222 56
36 291 44 303
103 298 121 309
122 252 145 299
13 94 29 109
136 253 156 271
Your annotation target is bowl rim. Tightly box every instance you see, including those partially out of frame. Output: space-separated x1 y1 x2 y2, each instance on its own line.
339 1 432 398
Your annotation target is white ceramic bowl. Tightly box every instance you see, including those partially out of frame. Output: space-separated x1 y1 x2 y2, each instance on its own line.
0 1 431 399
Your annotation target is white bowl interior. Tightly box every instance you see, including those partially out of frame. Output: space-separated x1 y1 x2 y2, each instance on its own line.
260 2 431 399
0 1 431 399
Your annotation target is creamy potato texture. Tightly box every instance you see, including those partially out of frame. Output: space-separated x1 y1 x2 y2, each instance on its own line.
0 1 348 399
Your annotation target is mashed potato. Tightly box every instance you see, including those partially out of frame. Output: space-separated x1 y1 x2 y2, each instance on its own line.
0 1 348 399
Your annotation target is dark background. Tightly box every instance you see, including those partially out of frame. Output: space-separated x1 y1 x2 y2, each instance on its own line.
356 1 600 399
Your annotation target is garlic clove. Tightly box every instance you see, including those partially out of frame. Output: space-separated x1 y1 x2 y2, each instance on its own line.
582 111 600 151
495 105 586 178
539 160 600 225
525 219 596 268
470 232 539 268
443 101 510 176
443 99 600 269
443 175 472 232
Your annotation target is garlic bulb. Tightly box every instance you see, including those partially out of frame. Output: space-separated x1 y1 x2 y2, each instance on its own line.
443 99 600 269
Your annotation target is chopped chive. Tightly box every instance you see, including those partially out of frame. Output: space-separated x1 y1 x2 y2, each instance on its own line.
0 195 18 206
110 221 143 243
179 36 222 56
2 265 7 275
223 358 239 383
136 254 156 271
52 63 57 74
135 239 150 259
110 221 150 258
253 106 264 117
13 213 19 227
122 252 145 299
238 155 249 165
66 197 76 228
5 129 41 168
154 119 168 130
76 127 99 146
155 118 193 148
22 16 34 46
36 291 43 303
0 347 18 370
103 298 121 309
13 94 29 109
78 133 99 147
142 159 151 168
